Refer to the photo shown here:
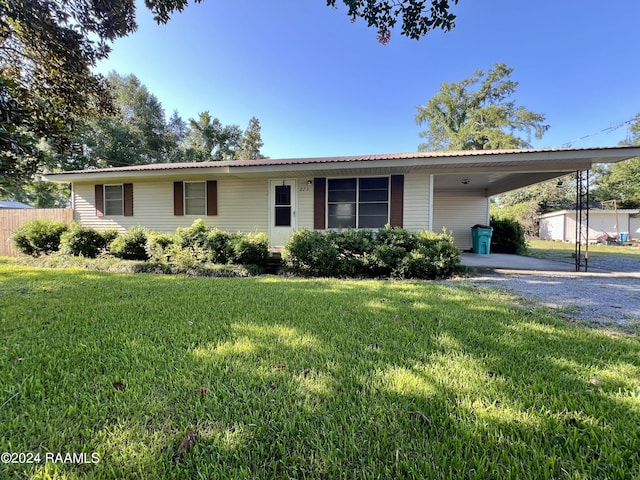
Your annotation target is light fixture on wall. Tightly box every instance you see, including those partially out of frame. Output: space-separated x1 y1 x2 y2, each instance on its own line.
461 178 470 185
307 180 313 186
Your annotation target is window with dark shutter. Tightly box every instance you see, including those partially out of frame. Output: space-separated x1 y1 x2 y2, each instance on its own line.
206 180 217 216
313 177 326 229
123 183 133 216
104 185 123 216
95 184 104 217
184 182 206 215
174 182 184 216
326 177 390 229
389 175 404 227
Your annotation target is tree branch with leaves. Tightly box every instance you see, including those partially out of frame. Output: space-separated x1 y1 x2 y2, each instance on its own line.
415 63 549 151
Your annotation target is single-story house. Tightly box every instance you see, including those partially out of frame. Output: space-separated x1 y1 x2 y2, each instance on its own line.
44 146 640 250
0 200 33 209
539 208 640 243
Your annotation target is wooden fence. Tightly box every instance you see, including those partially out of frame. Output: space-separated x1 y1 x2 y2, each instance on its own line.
0 208 74 257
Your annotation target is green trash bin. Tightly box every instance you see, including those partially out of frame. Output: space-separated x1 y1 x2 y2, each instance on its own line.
471 225 493 255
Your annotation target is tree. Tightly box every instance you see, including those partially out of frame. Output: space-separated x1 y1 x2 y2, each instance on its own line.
2 0 458 186
184 112 264 161
0 0 136 182
69 72 179 168
166 110 188 162
592 114 640 208
150 0 459 44
235 117 266 160
415 63 549 151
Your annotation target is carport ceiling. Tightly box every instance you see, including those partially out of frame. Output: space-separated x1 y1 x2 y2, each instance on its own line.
433 171 571 196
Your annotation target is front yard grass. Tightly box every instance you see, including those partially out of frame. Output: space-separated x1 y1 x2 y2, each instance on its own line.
527 239 640 260
1 264 639 479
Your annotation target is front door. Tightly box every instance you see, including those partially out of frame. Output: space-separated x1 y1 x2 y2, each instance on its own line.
269 179 296 247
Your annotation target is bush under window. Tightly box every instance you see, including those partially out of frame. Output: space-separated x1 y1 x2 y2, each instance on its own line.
282 226 461 280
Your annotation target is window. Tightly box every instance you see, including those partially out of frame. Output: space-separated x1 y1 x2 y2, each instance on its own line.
185 182 206 215
327 177 389 229
274 185 291 226
173 181 217 216
104 185 123 216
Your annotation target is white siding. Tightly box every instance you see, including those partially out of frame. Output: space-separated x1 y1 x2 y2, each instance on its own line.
72 173 490 249
74 178 268 234
296 181 314 231
539 214 566 241
589 212 626 238
432 190 489 250
403 171 430 232
540 211 638 243
630 215 640 240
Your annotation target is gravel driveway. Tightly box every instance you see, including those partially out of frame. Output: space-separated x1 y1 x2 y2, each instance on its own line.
451 255 640 330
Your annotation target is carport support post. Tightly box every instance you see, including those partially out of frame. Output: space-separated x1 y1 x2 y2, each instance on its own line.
575 170 589 272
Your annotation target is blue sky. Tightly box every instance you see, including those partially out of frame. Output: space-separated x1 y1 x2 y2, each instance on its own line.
95 0 640 159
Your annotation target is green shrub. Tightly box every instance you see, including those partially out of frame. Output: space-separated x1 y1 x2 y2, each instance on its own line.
148 221 269 270
110 226 150 260
229 232 269 266
328 229 373 277
396 248 437 279
490 217 527 254
282 230 339 277
376 225 417 250
413 230 461 278
145 232 176 265
204 228 235 264
59 224 112 258
283 227 461 280
363 244 407 277
365 226 417 276
12 219 69 256
167 244 206 271
101 229 120 246
175 219 208 249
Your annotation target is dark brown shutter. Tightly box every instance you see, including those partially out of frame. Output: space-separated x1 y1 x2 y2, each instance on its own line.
206 180 217 216
123 183 133 216
390 175 404 228
173 181 184 216
313 177 326 229
95 184 104 217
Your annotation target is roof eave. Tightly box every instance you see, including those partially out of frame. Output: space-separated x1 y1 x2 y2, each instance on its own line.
42 146 640 183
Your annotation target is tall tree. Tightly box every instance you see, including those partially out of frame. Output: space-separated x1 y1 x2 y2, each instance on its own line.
415 63 549 151
0 0 136 183
67 72 180 168
592 114 640 208
184 112 263 161
235 117 266 160
2 0 458 186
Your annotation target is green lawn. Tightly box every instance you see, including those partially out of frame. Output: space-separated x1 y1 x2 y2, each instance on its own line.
527 239 640 260
1 264 639 479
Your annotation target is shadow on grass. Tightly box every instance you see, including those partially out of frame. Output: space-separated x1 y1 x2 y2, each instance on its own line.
0 267 639 479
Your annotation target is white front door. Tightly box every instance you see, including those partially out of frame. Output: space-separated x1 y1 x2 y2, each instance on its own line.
268 179 297 247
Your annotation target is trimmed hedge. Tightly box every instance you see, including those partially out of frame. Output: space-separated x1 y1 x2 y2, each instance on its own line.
146 220 269 272
11 219 69 256
490 216 527 254
12 219 461 279
59 224 118 258
110 226 150 261
282 226 461 279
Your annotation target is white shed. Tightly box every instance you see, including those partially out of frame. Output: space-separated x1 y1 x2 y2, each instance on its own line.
539 209 639 242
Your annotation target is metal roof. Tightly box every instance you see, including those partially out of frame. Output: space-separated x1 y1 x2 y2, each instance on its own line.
0 200 33 209
45 146 640 177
